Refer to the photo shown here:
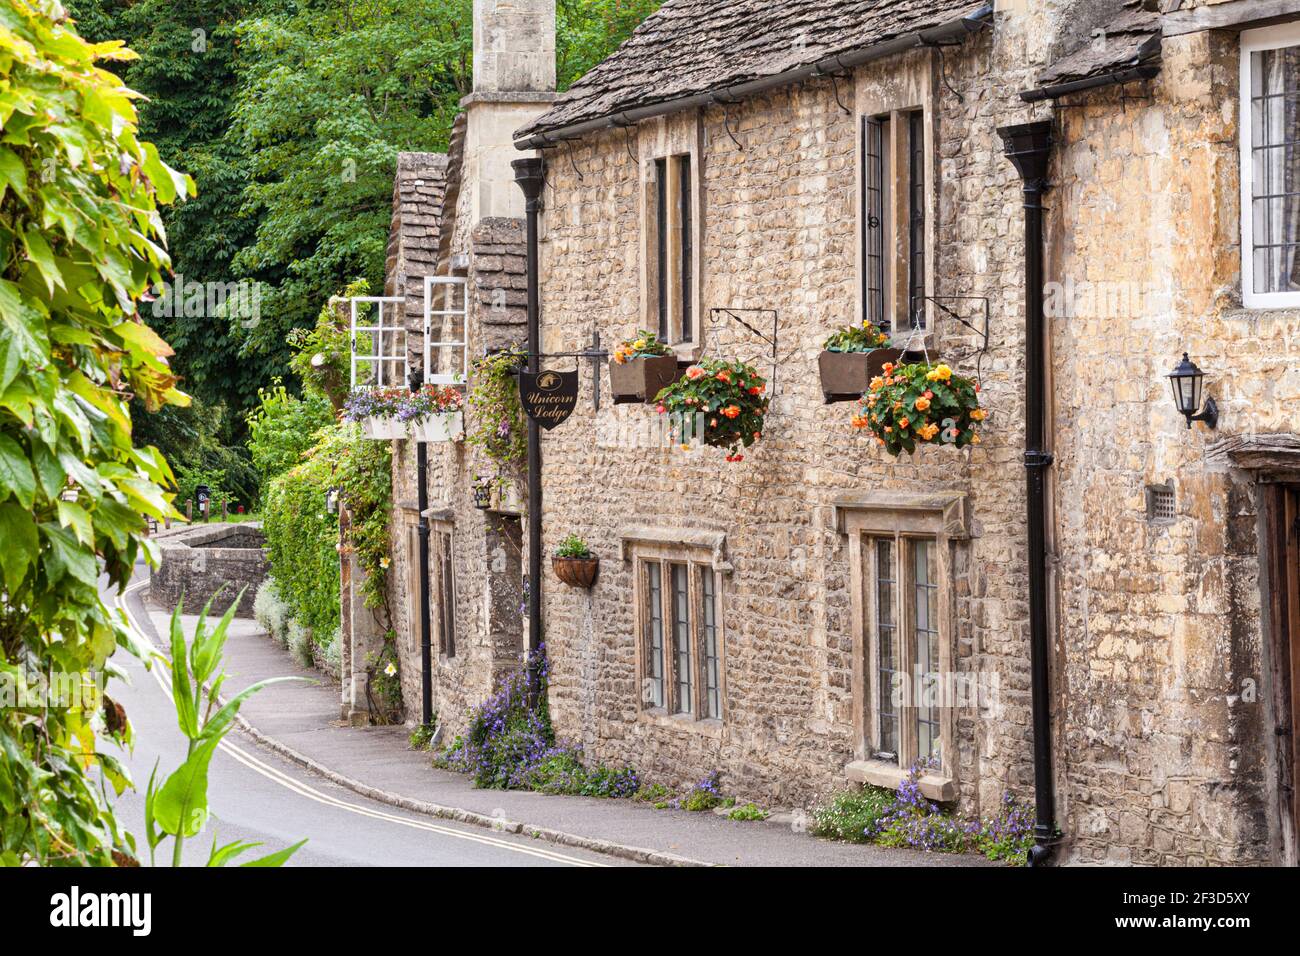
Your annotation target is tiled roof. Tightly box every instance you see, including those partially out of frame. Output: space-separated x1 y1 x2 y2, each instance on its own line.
518 0 988 140
385 151 448 328
1032 0 1160 92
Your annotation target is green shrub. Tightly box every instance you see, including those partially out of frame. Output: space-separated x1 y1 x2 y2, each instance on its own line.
409 721 438 751
810 787 895 843
728 802 770 821
681 772 726 811
287 620 315 668
253 578 290 645
634 782 671 804
246 380 335 487
320 627 342 679
262 450 340 640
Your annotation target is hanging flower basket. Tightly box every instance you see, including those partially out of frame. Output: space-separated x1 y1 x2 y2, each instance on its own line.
851 361 985 456
819 322 890 403
655 358 769 462
344 385 464 442
553 534 599 588
609 331 682 404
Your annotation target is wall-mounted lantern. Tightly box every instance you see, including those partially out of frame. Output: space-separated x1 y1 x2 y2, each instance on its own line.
324 486 341 515
472 479 492 510
1166 353 1218 430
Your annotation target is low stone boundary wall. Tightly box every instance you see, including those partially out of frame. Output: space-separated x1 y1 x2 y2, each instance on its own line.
150 522 268 617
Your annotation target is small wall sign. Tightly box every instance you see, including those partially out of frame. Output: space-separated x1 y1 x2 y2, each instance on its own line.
519 368 578 430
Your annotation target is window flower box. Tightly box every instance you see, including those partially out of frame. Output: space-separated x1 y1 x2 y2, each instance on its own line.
344 385 464 443
609 331 682 404
818 322 894 403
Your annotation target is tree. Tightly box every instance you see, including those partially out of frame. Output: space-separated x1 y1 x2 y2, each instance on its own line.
0 0 192 865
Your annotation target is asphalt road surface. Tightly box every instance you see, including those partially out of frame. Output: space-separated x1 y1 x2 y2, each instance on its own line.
104 564 629 867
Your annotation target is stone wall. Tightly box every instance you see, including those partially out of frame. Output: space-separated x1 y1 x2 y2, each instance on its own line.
150 523 268 617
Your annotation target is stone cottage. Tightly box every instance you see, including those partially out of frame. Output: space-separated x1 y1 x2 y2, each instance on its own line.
348 0 1300 866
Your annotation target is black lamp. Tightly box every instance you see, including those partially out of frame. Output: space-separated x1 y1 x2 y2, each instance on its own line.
1166 353 1218 430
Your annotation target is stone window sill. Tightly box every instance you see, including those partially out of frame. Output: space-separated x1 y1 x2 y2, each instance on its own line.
638 707 725 739
845 759 956 802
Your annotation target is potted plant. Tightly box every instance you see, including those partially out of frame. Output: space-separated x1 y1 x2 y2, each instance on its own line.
609 330 682 404
851 361 985 456
552 534 599 588
818 320 895 403
655 358 769 463
343 385 465 442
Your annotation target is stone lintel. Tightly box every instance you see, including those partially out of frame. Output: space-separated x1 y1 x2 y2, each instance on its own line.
619 525 731 572
831 490 969 538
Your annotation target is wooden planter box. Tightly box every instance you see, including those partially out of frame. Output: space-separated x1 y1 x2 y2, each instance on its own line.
361 412 462 442
818 350 873 404
609 354 682 405
553 556 599 588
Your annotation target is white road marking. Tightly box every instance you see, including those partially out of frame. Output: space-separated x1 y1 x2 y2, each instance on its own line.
116 580 604 867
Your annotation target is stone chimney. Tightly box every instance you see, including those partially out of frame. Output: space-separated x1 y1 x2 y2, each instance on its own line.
464 0 556 223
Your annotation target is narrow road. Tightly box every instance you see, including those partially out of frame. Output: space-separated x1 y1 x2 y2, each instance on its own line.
104 564 628 867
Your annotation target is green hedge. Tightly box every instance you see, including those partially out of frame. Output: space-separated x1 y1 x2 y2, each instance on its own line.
261 446 340 641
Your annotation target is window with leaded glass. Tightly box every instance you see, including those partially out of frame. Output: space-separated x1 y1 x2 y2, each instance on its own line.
1242 24 1300 307
860 108 929 333
636 552 723 722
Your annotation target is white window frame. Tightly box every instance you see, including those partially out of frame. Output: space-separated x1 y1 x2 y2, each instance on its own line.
349 295 407 390
423 275 469 385
1241 21 1300 309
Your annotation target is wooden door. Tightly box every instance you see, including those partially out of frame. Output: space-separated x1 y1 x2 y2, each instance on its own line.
1266 484 1300 863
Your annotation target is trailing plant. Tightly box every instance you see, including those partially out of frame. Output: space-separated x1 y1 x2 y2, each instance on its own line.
852 361 985 456
0 1 194 866
680 771 726 811
144 597 305 866
342 383 463 424
466 348 527 473
868 763 970 853
728 801 770 821
810 786 895 843
634 782 672 807
823 319 890 353
513 745 639 798
655 358 770 462
554 533 593 559
972 791 1035 863
610 329 671 364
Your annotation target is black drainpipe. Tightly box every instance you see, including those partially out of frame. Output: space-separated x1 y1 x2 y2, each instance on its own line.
997 121 1058 866
409 368 433 728
512 157 546 687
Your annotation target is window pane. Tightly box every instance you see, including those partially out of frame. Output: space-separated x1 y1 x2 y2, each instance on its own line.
913 541 941 764
655 158 668 338
678 155 693 342
907 111 926 330
862 117 887 331
875 538 898 760
1251 46 1300 293
702 567 720 719
440 532 456 657
671 563 692 714
646 563 664 707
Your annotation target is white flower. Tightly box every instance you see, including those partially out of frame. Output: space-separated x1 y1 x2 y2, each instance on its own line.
379 556 391 569
383 662 397 677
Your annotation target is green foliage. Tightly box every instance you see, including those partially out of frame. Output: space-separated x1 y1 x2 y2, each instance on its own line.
466 348 527 474
144 597 306 866
409 720 437 751
856 362 985 456
610 328 671 364
0 0 195 866
633 782 671 804
556 0 662 90
245 380 335 487
680 771 726 811
727 801 770 821
252 577 289 645
822 319 890 353
131 396 259 507
554 533 592 559
286 278 369 411
810 787 895 843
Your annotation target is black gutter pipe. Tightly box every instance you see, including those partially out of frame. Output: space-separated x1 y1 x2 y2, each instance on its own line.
997 121 1058 867
409 368 433 728
513 4 993 150
1020 61 1161 103
512 156 546 683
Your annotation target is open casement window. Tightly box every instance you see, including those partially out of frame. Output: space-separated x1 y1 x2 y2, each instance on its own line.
350 296 408 389
839 492 965 800
1241 23 1300 308
648 154 696 345
422 276 468 384
861 109 929 334
637 553 723 721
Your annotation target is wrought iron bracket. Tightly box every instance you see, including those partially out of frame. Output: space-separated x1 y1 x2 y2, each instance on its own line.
520 330 608 410
1023 450 1055 470
706 307 787 396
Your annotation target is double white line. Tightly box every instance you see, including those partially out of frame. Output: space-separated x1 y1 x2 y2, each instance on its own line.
117 580 604 868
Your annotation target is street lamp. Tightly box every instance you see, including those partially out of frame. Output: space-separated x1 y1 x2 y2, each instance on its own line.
1166 353 1218 430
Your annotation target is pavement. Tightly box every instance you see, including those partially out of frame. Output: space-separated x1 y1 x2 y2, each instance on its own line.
123 570 993 868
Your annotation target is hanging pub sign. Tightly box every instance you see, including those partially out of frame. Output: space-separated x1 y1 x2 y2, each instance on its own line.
519 368 578 430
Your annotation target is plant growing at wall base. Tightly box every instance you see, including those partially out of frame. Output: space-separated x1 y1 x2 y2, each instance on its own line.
655 359 769 461
852 362 984 456
728 801 770 821
365 634 403 725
